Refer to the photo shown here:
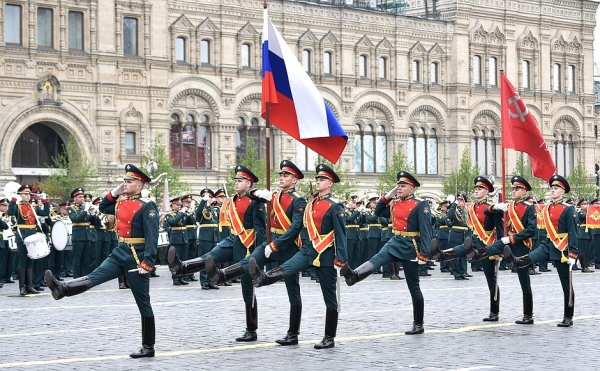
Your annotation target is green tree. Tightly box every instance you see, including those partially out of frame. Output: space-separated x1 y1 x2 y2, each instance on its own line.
568 162 595 201
41 135 98 203
442 148 479 197
142 137 189 203
376 149 413 193
512 153 544 200
225 138 275 191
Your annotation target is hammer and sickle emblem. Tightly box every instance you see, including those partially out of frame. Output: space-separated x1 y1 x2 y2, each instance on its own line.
507 95 529 123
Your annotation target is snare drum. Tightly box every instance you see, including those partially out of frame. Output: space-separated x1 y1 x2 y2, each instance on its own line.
51 220 73 251
3 228 17 251
158 231 170 247
24 232 51 260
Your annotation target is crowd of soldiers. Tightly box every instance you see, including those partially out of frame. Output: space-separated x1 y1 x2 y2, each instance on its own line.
1 160 596 357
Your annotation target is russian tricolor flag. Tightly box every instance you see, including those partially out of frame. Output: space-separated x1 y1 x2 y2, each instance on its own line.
262 10 348 163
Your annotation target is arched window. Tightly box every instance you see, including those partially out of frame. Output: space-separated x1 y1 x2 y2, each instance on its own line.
236 117 263 160
522 60 530 89
567 65 575 93
427 128 438 174
553 63 561 92
379 57 387 80
488 57 497 86
430 62 439 84
554 133 574 176
241 43 251 68
12 123 66 168
296 142 319 171
354 124 387 173
412 60 421 83
323 51 332 74
472 55 482 85
171 113 211 169
359 55 367 78
175 37 186 62
200 39 210 64
406 126 437 175
471 129 497 175
302 49 311 72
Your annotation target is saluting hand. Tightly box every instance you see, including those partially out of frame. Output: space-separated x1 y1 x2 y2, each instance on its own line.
385 185 399 200
111 182 125 197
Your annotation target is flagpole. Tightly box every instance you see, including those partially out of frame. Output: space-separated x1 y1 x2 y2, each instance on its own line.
264 0 272 245
500 70 507 203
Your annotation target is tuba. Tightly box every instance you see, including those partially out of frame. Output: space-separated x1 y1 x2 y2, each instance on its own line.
3 181 21 202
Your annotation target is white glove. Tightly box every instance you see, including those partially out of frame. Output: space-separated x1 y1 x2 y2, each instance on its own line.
385 186 398 200
138 267 151 275
418 259 427 265
567 257 576 267
40 192 48 200
202 193 210 202
494 203 508 212
88 208 96 216
501 236 510 245
83 202 91 212
357 205 365 212
181 207 188 214
111 183 125 197
255 189 272 201
264 244 273 258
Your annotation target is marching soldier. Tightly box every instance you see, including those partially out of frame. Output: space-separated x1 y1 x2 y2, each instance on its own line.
535 200 552 273
9 185 50 296
504 175 578 327
365 194 382 269
68 188 93 278
576 199 592 273
589 198 600 270
341 171 431 335
168 165 266 342
0 198 11 287
432 176 504 321
207 160 307 345
166 197 189 286
182 195 199 282
434 200 451 273
46 164 159 357
345 197 361 269
196 189 219 289
445 193 470 280
247 163 347 349
214 188 231 242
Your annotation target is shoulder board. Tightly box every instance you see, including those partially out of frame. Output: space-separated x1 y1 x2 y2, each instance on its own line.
292 191 301 198
414 197 423 202
139 198 150 203
329 197 340 204
561 202 570 207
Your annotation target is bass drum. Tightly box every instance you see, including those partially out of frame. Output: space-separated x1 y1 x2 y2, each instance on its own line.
51 220 73 251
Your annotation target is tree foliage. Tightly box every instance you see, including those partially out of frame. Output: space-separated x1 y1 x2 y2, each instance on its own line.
142 137 189 203
376 149 413 193
41 135 98 203
295 158 356 200
512 153 545 200
568 162 595 201
442 148 479 197
225 138 276 192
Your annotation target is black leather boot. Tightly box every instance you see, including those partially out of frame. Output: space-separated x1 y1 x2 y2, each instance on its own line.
468 247 489 262
236 302 258 342
503 246 532 268
340 261 375 286
248 257 285 287
24 267 40 294
314 309 337 349
45 270 91 300
515 293 534 324
18 268 27 296
118 276 127 289
276 304 302 346
405 297 425 334
130 316 155 358
167 246 206 276
208 257 244 285
483 290 500 322
557 292 574 327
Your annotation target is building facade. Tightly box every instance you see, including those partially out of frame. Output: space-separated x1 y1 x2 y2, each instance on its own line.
0 0 598 199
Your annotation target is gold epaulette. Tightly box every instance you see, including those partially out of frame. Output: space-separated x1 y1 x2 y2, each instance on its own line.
329 197 340 204
292 191 301 198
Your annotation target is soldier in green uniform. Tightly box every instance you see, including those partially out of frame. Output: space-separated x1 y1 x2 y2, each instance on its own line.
504 175 578 327
214 188 231 242
46 164 159 357
447 193 470 280
341 171 432 335
432 177 504 321
576 199 592 272
0 198 11 287
68 188 93 278
168 165 266 342
248 164 347 349
207 160 307 345
182 195 198 282
434 200 451 273
345 197 361 269
9 185 50 295
196 189 219 289
588 198 600 270
365 195 382 275
166 197 189 286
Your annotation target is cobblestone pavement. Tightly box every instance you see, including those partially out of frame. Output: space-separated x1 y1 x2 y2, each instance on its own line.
0 265 598 370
